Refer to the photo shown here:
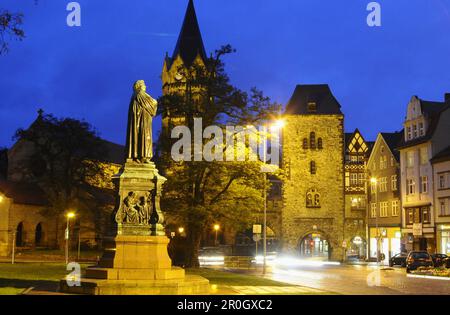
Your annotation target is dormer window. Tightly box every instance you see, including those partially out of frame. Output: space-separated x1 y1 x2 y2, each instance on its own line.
406 126 412 140
413 124 418 138
419 122 424 136
307 102 317 113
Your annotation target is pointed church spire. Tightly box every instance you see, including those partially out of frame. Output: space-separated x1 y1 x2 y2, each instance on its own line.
171 0 207 67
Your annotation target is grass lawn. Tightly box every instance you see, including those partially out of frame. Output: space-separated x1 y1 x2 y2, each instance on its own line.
0 263 297 295
187 268 295 286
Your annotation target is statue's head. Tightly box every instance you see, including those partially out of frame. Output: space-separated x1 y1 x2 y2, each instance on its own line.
133 80 146 93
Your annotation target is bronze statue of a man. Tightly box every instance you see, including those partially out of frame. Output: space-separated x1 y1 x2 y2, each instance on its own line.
125 80 157 163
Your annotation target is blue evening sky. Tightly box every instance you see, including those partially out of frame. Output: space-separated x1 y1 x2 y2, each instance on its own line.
1 0 450 147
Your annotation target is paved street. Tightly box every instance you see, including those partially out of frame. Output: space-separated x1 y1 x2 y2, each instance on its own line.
261 264 450 295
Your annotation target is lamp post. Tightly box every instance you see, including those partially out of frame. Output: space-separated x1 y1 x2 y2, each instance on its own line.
370 177 379 267
65 212 75 265
213 224 220 247
178 227 185 235
262 119 285 275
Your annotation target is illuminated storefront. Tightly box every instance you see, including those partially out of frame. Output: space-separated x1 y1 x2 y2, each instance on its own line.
437 224 450 255
369 227 401 264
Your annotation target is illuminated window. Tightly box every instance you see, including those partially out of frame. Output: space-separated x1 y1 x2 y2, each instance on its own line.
391 175 397 191
422 207 430 223
380 202 388 217
371 203 377 218
379 177 388 192
392 200 399 216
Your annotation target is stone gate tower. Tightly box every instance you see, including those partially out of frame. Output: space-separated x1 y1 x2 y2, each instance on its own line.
281 84 345 261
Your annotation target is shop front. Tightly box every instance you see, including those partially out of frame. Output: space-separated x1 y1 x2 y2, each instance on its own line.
369 227 401 264
437 224 450 255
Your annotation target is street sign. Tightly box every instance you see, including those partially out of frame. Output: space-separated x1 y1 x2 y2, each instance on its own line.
253 234 261 242
413 223 423 236
253 224 262 234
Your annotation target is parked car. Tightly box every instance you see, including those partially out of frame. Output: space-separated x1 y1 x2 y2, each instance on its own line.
406 251 434 273
431 254 448 267
389 253 407 267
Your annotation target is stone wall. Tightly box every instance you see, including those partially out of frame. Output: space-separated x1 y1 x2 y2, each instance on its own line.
281 114 345 261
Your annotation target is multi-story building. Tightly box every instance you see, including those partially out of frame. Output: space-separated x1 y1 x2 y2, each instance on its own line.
367 132 403 263
281 84 345 261
431 146 450 255
398 94 450 252
343 129 372 260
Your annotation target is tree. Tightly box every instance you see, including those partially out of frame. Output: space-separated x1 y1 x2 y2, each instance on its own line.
157 45 281 267
14 112 115 245
0 9 25 54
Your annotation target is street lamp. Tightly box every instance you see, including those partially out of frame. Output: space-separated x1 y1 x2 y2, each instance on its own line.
65 211 75 265
213 224 220 246
370 177 380 267
178 227 184 234
262 119 285 275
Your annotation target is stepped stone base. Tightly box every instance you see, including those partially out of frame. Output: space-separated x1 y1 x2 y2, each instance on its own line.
59 235 210 295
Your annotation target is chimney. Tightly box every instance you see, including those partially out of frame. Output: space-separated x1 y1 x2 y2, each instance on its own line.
445 93 450 104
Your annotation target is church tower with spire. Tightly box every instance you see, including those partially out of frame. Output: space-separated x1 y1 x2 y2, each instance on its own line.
161 0 209 133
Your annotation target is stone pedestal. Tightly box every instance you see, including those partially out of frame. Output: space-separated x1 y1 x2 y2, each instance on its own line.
60 161 209 295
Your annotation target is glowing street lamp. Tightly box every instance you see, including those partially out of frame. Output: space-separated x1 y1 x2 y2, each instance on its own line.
0 195 4 203
65 211 76 265
214 224 220 246
178 227 185 234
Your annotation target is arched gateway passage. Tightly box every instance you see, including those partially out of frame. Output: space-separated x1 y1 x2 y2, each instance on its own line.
299 232 330 260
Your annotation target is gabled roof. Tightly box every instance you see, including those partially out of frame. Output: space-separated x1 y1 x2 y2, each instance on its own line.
344 128 371 154
0 180 48 206
285 84 342 115
431 145 450 164
380 131 403 161
397 98 449 150
167 0 207 69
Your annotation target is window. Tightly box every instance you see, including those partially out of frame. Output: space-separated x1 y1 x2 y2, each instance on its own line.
350 155 358 162
407 151 414 167
345 172 350 187
422 207 430 223
350 173 358 186
406 209 414 225
419 122 424 136
371 181 377 194
307 102 317 113
390 156 395 167
371 203 377 218
379 156 387 169
351 197 366 209
391 175 397 191
392 200 399 216
306 188 320 208
379 177 388 192
420 147 428 165
407 126 412 140
439 174 446 189
317 138 323 150
310 161 316 174
440 200 447 216
358 173 365 186
310 132 316 149
413 124 418 138
380 202 388 217
407 179 415 195
303 138 308 149
421 176 428 193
